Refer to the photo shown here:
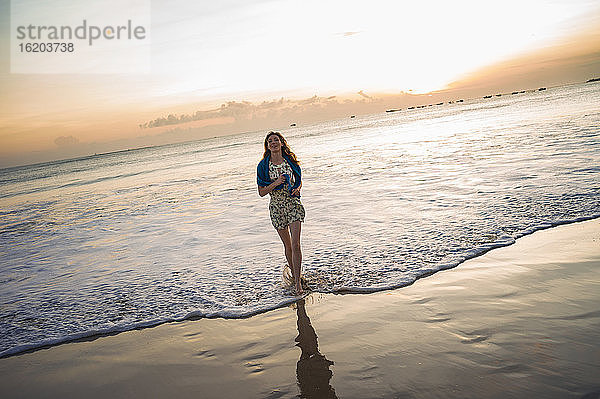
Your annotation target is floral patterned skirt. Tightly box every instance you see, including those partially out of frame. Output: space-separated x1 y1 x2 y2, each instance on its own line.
269 189 305 230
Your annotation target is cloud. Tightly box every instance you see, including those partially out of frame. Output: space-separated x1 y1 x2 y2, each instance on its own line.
357 90 373 100
54 135 80 147
140 95 366 129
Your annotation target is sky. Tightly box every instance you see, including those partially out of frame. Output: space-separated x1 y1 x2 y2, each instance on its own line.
0 0 599 168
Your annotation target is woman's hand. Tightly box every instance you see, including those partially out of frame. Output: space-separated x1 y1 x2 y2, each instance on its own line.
258 175 287 197
274 174 286 186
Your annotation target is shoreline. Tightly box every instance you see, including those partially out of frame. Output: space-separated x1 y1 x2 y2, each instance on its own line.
2 215 598 361
1 218 599 398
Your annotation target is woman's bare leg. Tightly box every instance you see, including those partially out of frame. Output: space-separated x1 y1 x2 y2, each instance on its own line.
289 221 303 293
277 226 293 275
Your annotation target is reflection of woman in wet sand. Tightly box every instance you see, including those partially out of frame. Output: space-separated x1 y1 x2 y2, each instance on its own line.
295 299 337 398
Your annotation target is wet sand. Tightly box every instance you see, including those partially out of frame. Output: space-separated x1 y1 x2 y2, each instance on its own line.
1 219 599 398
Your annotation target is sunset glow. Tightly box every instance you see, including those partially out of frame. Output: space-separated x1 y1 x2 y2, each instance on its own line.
0 0 599 167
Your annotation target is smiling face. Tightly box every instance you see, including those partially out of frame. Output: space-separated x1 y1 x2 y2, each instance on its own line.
266 133 282 153
262 131 299 164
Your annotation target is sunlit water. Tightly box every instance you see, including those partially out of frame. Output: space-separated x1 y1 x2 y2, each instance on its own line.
1 82 599 357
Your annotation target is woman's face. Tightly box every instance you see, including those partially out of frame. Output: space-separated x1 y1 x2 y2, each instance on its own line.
267 134 282 152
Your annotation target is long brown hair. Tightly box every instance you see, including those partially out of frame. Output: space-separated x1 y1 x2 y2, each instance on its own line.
262 131 300 164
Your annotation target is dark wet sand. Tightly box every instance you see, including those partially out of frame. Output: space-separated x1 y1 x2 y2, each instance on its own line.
1 219 599 398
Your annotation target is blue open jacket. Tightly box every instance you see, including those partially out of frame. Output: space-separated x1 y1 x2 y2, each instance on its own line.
257 154 302 198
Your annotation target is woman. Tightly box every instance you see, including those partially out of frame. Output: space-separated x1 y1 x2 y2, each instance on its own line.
257 131 306 294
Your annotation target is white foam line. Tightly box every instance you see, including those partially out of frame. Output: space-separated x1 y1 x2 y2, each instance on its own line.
328 214 600 295
0 293 306 359
2 214 599 359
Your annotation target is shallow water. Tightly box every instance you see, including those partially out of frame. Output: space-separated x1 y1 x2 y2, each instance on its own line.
1 82 599 357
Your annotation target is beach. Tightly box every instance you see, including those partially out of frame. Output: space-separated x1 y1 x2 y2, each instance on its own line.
1 218 598 398
2 83 598 357
3 1 600 397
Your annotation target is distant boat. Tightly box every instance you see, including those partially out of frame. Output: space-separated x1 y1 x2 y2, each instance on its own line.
408 106 415 109
290 123 296 127
386 109 401 113
484 95 492 99
586 78 600 83
436 102 443 105
511 91 519 95
350 115 356 118
496 94 502 97
457 99 464 102
538 87 547 91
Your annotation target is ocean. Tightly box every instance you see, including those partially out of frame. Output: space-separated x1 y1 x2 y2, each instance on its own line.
1 82 599 358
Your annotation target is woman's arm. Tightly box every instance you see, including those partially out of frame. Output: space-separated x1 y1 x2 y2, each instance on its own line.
258 175 285 197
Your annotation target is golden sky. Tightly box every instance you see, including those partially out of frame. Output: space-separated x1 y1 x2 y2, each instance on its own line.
0 0 599 167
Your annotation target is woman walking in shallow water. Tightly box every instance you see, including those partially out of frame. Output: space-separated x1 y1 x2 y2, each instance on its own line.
257 131 305 294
